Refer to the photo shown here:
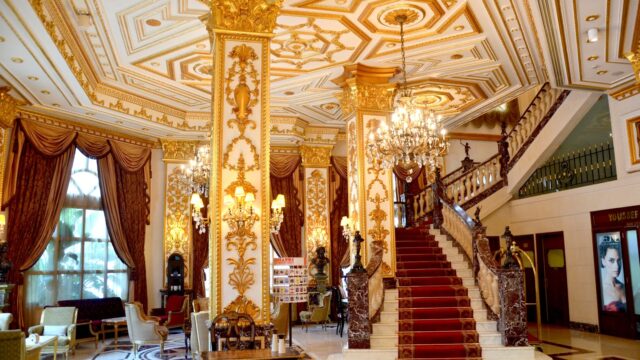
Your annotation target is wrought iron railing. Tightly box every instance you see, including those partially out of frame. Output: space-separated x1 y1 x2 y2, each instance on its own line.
518 142 616 198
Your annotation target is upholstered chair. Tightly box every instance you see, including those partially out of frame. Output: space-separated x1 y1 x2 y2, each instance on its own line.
190 310 210 359
299 291 332 331
270 301 289 337
28 306 77 359
0 330 25 360
151 295 189 329
125 302 168 357
192 297 209 313
0 312 12 330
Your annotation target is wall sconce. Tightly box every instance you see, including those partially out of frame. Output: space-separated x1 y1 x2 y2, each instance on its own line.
0 213 6 242
190 193 209 234
270 194 285 233
340 216 355 241
223 186 258 231
587 28 598 43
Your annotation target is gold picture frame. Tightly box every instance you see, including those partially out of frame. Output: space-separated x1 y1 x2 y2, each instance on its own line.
626 116 640 165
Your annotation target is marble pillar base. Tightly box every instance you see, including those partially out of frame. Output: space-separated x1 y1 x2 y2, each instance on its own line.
498 269 528 346
347 271 369 349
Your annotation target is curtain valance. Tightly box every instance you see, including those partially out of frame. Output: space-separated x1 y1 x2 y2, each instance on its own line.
270 153 301 178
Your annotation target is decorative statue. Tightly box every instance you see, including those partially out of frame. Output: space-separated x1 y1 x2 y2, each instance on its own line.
311 246 329 275
0 242 12 284
311 246 330 293
474 207 482 227
463 142 471 158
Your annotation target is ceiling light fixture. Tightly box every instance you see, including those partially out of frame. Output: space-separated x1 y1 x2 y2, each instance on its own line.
587 28 598 43
367 10 449 183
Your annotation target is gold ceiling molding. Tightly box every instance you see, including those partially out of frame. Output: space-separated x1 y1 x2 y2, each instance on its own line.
160 140 199 161
291 0 363 13
0 87 26 128
18 110 156 148
300 145 332 167
335 64 397 116
610 82 640 101
202 0 284 34
271 145 300 155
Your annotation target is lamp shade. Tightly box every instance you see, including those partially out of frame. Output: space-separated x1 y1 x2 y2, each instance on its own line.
275 194 285 208
223 194 234 207
0 213 5 226
234 186 245 198
191 193 203 207
244 192 255 204
340 216 348 227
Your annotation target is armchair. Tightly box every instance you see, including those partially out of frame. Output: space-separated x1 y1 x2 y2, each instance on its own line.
299 291 332 331
151 294 189 329
270 301 289 337
28 306 77 359
0 312 12 330
124 302 168 357
0 330 25 360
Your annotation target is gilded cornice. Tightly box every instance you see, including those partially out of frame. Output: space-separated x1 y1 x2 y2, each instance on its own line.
300 145 332 167
160 140 199 161
18 110 156 148
610 81 640 101
202 0 284 34
624 46 640 83
0 87 25 128
334 64 397 116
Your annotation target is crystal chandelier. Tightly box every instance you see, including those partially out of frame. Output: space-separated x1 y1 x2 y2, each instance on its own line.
181 145 211 234
366 13 449 183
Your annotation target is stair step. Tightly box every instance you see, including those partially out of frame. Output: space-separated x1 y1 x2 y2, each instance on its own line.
369 334 397 347
380 311 399 323
479 332 502 346
372 322 398 335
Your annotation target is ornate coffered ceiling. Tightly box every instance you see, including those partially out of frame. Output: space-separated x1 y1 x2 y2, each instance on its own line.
538 0 638 91
2 0 634 140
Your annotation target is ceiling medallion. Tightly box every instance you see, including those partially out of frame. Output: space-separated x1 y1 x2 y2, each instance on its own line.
379 4 425 28
367 13 449 183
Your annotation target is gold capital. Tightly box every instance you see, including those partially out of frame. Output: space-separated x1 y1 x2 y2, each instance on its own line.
333 64 397 116
202 0 284 35
160 140 200 161
625 46 640 83
0 87 24 128
300 145 332 167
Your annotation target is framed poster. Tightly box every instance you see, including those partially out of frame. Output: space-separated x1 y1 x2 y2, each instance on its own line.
596 232 627 313
626 116 640 166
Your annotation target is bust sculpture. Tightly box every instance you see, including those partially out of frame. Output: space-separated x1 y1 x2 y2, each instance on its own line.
310 247 330 293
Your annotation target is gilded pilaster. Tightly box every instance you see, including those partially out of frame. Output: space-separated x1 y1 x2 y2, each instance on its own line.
204 0 283 323
300 145 333 282
160 140 200 290
0 87 23 207
336 64 397 277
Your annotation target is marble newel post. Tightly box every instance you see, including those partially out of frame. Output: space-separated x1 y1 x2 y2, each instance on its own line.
202 0 283 323
300 145 333 292
334 64 397 277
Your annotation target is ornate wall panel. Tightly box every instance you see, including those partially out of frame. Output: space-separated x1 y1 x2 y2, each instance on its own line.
304 168 330 260
346 119 361 264
163 165 192 288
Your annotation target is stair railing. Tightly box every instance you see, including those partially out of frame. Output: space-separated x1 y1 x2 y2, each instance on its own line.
408 83 570 223
439 200 528 346
366 241 385 322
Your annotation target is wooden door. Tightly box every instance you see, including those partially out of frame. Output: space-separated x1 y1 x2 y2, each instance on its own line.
537 232 570 326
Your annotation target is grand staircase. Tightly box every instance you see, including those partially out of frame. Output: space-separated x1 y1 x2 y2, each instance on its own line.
362 223 532 360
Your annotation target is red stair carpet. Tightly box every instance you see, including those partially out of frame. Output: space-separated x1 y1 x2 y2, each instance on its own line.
396 226 482 360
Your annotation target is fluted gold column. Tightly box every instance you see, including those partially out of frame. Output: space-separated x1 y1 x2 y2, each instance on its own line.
300 145 333 282
335 64 397 277
203 0 283 323
160 140 200 291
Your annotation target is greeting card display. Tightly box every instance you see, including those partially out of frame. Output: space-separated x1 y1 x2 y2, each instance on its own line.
273 257 308 303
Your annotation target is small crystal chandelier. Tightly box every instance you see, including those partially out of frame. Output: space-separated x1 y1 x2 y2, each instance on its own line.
367 13 449 182
181 145 211 234
223 186 257 231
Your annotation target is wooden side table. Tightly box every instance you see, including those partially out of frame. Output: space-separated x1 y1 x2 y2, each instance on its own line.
102 316 128 347
26 335 58 360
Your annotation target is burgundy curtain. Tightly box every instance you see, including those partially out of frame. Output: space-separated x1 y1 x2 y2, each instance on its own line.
2 119 152 324
329 157 349 287
4 138 75 329
192 197 209 298
270 155 303 257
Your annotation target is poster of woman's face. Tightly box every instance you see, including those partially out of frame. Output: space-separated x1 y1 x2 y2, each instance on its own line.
596 232 627 312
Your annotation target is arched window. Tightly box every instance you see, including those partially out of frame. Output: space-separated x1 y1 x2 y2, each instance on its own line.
25 150 128 325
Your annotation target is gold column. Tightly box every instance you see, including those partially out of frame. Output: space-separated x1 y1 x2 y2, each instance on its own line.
300 145 333 279
0 87 23 206
160 140 199 290
203 0 283 322
335 64 397 277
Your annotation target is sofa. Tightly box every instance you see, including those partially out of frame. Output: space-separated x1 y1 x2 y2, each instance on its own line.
57 297 124 348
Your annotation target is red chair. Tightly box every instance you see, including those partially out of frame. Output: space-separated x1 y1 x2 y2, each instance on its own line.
151 295 189 330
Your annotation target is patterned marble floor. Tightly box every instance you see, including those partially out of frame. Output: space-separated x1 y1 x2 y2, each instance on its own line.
37 323 639 360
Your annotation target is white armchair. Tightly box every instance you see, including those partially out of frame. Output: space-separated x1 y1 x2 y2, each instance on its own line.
190 311 210 359
124 302 168 357
0 313 12 330
28 306 77 359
